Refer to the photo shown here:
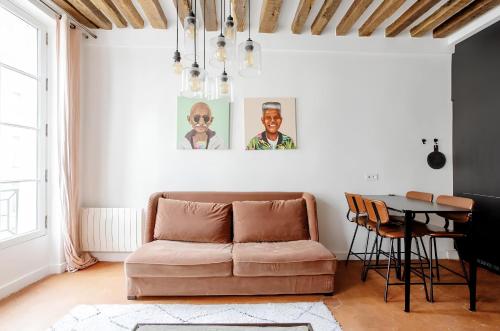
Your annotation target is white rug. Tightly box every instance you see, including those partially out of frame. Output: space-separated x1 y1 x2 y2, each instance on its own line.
49 302 342 331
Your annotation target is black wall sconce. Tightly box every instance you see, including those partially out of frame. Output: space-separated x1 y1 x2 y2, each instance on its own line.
425 138 446 169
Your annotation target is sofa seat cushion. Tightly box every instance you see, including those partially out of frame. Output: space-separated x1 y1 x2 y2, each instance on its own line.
125 240 233 278
232 240 336 277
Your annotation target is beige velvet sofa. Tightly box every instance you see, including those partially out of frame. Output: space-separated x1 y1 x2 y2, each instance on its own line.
125 192 337 299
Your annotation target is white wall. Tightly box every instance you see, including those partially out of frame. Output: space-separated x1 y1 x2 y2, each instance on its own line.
80 30 454 258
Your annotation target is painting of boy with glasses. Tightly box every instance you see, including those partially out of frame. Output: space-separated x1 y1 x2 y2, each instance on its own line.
178 98 229 150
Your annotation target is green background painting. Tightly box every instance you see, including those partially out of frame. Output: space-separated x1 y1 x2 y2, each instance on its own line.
177 96 230 149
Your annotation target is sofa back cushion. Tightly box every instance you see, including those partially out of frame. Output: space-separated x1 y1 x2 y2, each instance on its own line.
154 198 232 243
233 199 309 243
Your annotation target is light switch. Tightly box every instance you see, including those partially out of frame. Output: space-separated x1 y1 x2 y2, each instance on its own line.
365 173 379 182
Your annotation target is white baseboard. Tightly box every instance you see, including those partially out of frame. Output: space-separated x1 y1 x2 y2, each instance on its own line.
446 249 459 260
0 265 51 300
91 251 130 262
50 262 67 274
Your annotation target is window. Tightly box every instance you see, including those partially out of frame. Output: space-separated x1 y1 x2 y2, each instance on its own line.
0 1 47 247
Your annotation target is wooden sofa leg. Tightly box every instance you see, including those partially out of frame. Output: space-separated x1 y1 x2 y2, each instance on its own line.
324 292 334 296
127 295 137 300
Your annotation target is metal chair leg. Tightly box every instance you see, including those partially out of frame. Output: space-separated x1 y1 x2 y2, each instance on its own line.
345 224 360 266
362 235 378 282
416 238 429 301
384 238 393 302
361 231 372 280
433 237 440 281
429 237 434 302
376 237 384 265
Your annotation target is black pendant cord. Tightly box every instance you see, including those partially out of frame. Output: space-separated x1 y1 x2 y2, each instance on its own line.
194 0 197 64
248 0 251 40
175 0 179 51
203 0 206 69
220 0 223 35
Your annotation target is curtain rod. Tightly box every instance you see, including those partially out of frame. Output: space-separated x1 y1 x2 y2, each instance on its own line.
37 0 98 39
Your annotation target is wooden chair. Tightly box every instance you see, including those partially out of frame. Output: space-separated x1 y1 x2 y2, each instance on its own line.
363 198 429 302
344 193 371 266
426 195 475 302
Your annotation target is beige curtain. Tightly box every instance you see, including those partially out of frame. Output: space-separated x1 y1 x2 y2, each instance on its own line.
57 16 97 272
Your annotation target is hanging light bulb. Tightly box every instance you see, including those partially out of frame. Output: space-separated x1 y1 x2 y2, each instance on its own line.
181 0 206 97
238 0 261 77
184 10 196 41
173 50 183 75
216 67 233 101
173 0 183 75
224 0 236 45
210 0 233 68
183 1 201 61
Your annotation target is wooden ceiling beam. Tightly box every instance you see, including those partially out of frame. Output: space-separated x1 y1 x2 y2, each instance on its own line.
66 0 112 29
311 0 341 35
137 0 167 29
65 0 112 29
386 0 440 37
410 0 472 37
90 0 127 28
51 0 98 28
232 0 247 32
292 0 315 34
359 0 405 36
172 0 191 28
259 0 283 33
336 0 373 36
113 0 144 29
434 0 500 38
200 0 218 31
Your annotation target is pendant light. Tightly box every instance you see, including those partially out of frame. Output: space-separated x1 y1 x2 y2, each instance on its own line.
238 0 261 77
224 0 236 45
181 0 206 97
183 0 200 61
209 0 232 68
203 0 215 100
215 63 233 101
172 0 182 75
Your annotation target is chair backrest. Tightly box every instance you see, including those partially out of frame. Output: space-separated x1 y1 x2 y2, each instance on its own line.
406 191 433 203
436 195 475 223
363 198 390 224
345 193 366 214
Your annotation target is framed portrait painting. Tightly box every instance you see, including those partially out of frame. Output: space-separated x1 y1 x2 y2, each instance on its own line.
177 97 230 150
244 97 297 150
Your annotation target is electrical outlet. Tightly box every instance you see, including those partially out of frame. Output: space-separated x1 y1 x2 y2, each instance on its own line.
365 173 379 182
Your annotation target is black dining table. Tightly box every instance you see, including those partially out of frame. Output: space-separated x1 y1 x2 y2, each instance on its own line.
363 195 476 312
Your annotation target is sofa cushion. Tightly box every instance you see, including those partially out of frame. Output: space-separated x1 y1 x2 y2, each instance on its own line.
232 199 309 243
232 240 336 277
154 198 232 243
125 240 233 277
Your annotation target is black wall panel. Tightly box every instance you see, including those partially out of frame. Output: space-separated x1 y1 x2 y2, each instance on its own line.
452 21 500 273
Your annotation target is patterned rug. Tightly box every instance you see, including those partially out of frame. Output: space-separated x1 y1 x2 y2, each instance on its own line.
49 302 342 331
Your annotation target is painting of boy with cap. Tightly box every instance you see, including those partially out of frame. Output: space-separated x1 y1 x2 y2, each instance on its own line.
246 99 296 150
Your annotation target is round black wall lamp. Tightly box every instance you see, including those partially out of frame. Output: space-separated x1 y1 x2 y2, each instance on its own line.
427 138 446 169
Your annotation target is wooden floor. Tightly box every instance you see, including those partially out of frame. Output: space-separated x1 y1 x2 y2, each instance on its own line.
0 260 499 330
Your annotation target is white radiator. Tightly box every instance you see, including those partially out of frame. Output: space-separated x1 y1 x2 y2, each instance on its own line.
80 208 144 252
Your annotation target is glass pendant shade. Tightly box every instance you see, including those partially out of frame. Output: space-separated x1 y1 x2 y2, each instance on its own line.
215 71 233 101
183 12 200 61
224 16 236 45
181 63 206 98
209 35 234 68
238 39 261 77
172 50 183 75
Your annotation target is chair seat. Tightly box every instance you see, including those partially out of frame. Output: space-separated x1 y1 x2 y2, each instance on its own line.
125 240 233 278
232 240 336 277
351 215 369 226
423 223 467 238
368 222 429 238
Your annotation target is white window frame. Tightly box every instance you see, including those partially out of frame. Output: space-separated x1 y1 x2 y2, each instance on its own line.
0 0 48 249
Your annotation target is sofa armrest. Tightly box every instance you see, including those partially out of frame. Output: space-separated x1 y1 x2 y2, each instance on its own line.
302 192 319 241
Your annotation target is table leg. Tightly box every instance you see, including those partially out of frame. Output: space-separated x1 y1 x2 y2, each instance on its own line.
469 216 477 311
397 238 402 280
404 211 413 312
